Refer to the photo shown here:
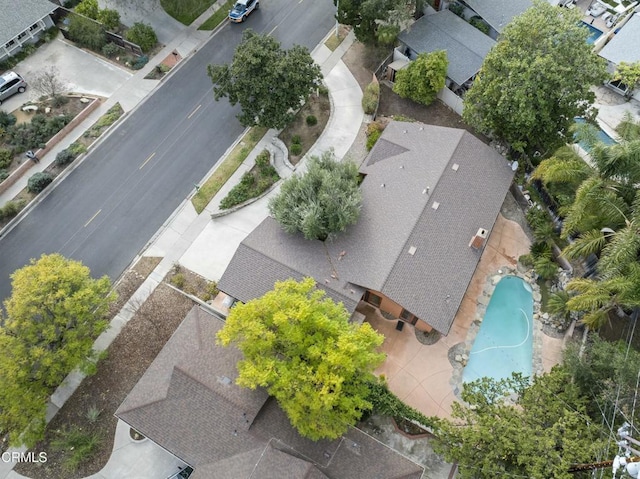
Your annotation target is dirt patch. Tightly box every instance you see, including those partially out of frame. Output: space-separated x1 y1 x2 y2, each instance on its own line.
278 92 331 165
14 266 204 479
165 263 219 303
108 256 162 316
342 41 391 93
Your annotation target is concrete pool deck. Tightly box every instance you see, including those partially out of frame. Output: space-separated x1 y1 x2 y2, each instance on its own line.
367 210 566 420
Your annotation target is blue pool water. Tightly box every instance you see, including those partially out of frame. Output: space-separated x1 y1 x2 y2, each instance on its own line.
574 117 616 152
462 276 533 384
581 21 604 44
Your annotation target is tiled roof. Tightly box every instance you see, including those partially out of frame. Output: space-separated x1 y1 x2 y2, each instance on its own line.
599 13 640 66
0 0 57 47
219 122 513 335
398 9 496 85
116 306 424 479
462 0 532 33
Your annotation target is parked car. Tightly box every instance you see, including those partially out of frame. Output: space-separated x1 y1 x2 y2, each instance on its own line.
228 0 259 23
0 71 27 105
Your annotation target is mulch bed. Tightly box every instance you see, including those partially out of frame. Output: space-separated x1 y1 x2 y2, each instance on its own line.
278 92 331 165
14 266 198 479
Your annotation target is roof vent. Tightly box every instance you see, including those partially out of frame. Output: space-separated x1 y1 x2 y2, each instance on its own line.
432 201 440 210
469 228 488 249
381 183 385 188
218 376 232 386
408 246 417 255
452 163 459 171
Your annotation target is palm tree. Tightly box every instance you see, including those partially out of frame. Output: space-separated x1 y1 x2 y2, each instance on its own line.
563 191 640 328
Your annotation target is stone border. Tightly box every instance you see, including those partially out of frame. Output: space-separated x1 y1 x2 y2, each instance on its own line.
0 96 100 196
449 266 545 397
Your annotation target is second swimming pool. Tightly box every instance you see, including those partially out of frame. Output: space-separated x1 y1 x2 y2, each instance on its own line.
462 276 534 384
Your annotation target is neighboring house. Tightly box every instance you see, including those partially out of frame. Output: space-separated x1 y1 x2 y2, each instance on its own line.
396 9 496 97
0 0 58 63
598 13 640 96
116 306 425 479
454 0 533 38
218 122 514 336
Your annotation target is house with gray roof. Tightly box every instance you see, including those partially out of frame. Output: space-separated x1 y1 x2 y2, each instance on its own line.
116 306 425 479
218 122 514 336
456 0 533 38
598 13 640 97
0 0 58 63
397 9 496 90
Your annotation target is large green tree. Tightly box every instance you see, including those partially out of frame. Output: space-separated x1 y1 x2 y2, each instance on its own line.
0 254 114 446
433 370 607 479
208 29 322 129
337 0 420 45
463 0 608 158
268 150 362 241
393 50 447 106
217 278 385 441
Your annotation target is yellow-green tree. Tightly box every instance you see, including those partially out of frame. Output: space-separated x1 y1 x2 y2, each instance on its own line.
217 278 385 440
0 254 114 446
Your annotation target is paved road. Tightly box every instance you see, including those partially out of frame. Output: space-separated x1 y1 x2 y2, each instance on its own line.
0 0 335 301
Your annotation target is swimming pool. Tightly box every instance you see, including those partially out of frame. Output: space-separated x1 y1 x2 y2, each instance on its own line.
462 276 533 384
574 117 616 151
581 21 604 44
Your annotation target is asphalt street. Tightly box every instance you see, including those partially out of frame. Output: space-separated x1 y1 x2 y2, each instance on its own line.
0 0 335 301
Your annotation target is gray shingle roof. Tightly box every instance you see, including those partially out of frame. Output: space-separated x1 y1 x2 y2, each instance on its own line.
462 0 532 33
117 306 424 479
599 13 640 66
398 9 496 85
0 0 57 47
219 122 513 335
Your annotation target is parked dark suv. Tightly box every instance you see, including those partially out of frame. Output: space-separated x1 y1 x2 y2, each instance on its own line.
0 71 27 105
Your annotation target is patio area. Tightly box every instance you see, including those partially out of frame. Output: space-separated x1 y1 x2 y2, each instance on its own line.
363 211 566 419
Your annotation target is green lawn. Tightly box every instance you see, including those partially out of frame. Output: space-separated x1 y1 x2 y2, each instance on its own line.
160 0 217 25
198 0 234 30
191 127 268 213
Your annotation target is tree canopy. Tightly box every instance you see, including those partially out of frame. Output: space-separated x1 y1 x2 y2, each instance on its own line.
337 0 420 45
393 50 447 106
268 150 362 241
0 254 114 446
463 0 608 158
614 61 640 98
433 370 607 479
208 29 322 129
216 278 385 441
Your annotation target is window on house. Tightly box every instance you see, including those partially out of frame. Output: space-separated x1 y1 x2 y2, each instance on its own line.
5 40 15 49
30 23 40 31
364 291 382 307
18 32 27 39
400 309 418 325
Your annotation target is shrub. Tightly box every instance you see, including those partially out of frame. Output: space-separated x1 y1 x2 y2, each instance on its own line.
306 115 317 126
289 143 303 156
0 170 7 182
291 135 302 145
469 16 490 35
362 81 380 115
6 114 73 151
52 95 69 108
101 42 120 58
55 149 75 166
366 129 382 150
125 23 157 53
0 111 16 128
75 0 99 19
449 2 465 17
68 141 87 156
98 8 120 31
86 405 102 423
0 200 27 221
51 426 102 473
518 253 534 268
68 14 106 51
170 273 186 289
132 55 149 70
0 149 12 169
254 149 270 171
318 85 329 96
27 171 54 193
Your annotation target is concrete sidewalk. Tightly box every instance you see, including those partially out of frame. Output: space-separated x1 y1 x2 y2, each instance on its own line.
1 28 364 479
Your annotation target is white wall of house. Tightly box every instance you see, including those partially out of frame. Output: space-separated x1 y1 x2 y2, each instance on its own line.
1 16 54 63
438 87 464 115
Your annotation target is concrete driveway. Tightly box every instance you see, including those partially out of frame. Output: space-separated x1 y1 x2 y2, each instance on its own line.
98 0 187 44
0 37 132 113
